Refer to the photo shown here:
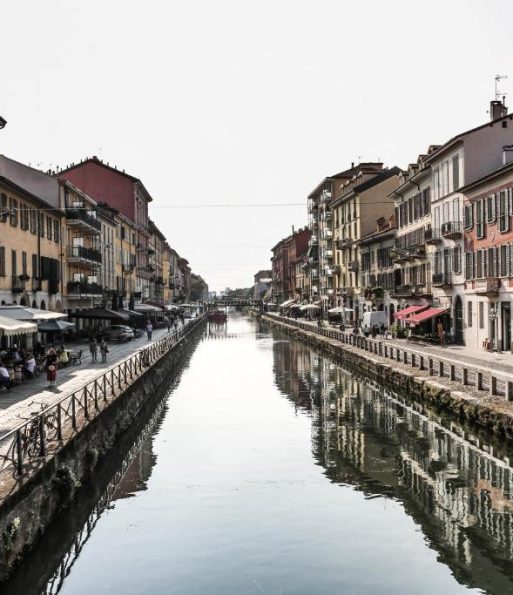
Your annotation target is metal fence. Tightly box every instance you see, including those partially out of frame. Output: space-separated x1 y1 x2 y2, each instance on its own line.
0 315 206 481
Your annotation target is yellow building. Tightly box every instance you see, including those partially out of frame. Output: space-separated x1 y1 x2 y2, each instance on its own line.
0 177 63 311
114 211 137 308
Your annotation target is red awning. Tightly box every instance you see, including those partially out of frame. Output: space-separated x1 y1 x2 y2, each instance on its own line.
394 305 428 320
406 307 449 325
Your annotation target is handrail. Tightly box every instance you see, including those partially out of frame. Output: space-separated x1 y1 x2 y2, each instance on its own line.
0 314 206 481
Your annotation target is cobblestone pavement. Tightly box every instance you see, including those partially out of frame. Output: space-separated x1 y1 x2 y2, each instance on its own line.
0 321 189 435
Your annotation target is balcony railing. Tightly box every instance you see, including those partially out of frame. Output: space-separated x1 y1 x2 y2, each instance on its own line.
336 238 351 249
67 281 103 296
324 211 333 221
432 272 452 286
441 221 463 239
309 236 318 246
68 245 102 264
324 230 333 239
475 277 500 295
325 249 333 258
12 276 26 293
393 284 414 297
65 209 101 233
425 228 442 244
348 261 359 272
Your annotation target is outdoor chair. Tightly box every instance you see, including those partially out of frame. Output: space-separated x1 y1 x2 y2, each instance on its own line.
69 349 82 365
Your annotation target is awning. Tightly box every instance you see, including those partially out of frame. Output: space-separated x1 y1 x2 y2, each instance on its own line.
328 306 355 314
68 308 130 321
394 305 428 320
0 315 37 337
37 320 76 332
406 307 450 325
0 306 67 321
134 303 162 313
119 309 143 318
145 300 166 310
279 299 296 308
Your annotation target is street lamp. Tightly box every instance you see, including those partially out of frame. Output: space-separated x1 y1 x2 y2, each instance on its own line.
489 305 499 351
0 116 6 129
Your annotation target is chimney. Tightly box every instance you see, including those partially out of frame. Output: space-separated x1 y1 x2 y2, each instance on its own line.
503 145 513 165
490 97 508 121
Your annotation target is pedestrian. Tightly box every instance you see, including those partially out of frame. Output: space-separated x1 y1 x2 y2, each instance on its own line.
146 320 153 341
24 352 36 379
99 339 109 363
380 322 386 338
179 313 184 325
89 337 98 362
0 361 11 389
437 322 445 346
58 344 69 367
166 318 171 333
45 347 58 388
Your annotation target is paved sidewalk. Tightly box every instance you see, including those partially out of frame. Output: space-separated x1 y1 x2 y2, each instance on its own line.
0 322 188 435
281 316 513 375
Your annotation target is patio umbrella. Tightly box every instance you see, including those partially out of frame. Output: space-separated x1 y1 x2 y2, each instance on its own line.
0 305 66 321
68 308 130 321
37 319 76 333
0 315 37 337
300 304 321 311
328 306 355 313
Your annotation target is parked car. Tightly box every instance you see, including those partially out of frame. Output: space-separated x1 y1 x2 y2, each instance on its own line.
102 325 135 342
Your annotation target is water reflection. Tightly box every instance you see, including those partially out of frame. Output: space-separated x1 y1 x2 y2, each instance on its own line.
272 333 513 594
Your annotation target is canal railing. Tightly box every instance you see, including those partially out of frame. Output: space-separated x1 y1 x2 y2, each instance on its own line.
0 315 206 483
264 313 513 401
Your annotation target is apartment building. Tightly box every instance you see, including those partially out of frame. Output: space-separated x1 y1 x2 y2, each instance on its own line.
462 160 513 351
148 220 166 305
58 157 153 305
357 217 396 324
331 165 401 319
114 211 137 309
390 151 436 313
425 98 513 343
0 156 63 311
61 181 102 311
271 228 310 304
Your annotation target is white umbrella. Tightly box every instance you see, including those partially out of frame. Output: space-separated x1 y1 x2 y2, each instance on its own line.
0 305 66 321
0 315 37 337
328 306 355 313
300 304 321 311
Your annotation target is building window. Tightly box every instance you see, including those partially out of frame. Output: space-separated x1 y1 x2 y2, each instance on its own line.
46 216 52 240
464 204 473 229
38 213 44 237
453 246 462 274
54 219 60 244
498 191 509 232
467 301 472 328
22 251 27 276
9 198 18 227
452 155 460 191
11 249 16 277
465 252 473 280
486 194 496 223
476 200 485 239
479 301 484 329
30 208 37 234
0 247 5 276
32 254 39 279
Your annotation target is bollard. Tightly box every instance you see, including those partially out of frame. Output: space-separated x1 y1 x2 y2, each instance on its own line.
507 381 513 401
462 368 469 385
439 361 444 377
490 375 497 396
450 365 456 381
477 372 484 390
428 358 434 376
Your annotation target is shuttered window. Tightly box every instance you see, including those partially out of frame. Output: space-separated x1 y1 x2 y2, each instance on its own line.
498 191 509 232
476 200 485 238
0 247 5 276
486 194 496 222
465 251 474 280
464 204 473 229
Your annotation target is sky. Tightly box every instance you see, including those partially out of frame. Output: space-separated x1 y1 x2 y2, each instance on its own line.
2 0 513 291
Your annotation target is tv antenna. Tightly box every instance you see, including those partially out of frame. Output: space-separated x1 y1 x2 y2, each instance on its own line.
495 74 508 100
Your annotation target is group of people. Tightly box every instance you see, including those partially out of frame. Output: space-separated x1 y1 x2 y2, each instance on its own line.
0 344 69 390
88 337 110 363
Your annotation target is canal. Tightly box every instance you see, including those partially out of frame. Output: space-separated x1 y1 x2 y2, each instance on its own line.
4 313 513 594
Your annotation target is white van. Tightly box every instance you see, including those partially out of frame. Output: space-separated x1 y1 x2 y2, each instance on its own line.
360 311 388 330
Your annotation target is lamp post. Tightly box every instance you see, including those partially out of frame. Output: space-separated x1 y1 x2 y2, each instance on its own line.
489 305 499 351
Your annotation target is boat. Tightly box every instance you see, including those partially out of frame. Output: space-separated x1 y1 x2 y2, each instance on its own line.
208 309 227 323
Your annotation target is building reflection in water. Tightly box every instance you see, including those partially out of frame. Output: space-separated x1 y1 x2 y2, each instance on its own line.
272 332 513 594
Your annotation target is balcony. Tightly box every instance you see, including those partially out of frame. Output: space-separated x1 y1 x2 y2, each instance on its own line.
67 245 102 265
336 238 351 249
425 228 442 244
348 261 359 272
67 281 103 297
12 276 27 293
324 211 333 221
393 284 414 297
432 272 452 287
308 255 319 263
325 249 333 258
475 277 500 296
324 229 333 239
405 246 426 260
32 278 41 292
65 209 101 234
321 189 332 202
441 221 463 239
309 236 318 246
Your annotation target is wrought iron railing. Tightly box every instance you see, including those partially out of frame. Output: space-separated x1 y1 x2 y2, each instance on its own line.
0 314 206 482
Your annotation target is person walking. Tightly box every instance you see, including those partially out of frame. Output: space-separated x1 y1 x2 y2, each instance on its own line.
45 347 59 388
166 318 171 333
146 320 153 341
99 339 109 363
89 337 98 362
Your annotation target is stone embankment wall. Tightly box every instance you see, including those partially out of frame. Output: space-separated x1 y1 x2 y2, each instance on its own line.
0 318 206 580
262 314 513 443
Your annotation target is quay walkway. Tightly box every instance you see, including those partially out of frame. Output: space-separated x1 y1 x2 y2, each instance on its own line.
265 313 513 408
0 322 188 437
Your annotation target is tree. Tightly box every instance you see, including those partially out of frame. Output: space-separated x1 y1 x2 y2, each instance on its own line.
190 273 208 301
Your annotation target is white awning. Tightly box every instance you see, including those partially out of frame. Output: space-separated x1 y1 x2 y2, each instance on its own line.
279 299 296 308
328 307 355 313
0 316 37 337
134 304 162 312
0 306 66 321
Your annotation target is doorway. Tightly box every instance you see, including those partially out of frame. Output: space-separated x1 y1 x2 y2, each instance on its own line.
501 302 511 351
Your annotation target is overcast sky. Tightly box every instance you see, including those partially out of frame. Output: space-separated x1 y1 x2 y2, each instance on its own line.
2 0 512 291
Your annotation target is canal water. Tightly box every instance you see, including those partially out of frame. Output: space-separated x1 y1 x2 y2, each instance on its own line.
5 313 513 594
